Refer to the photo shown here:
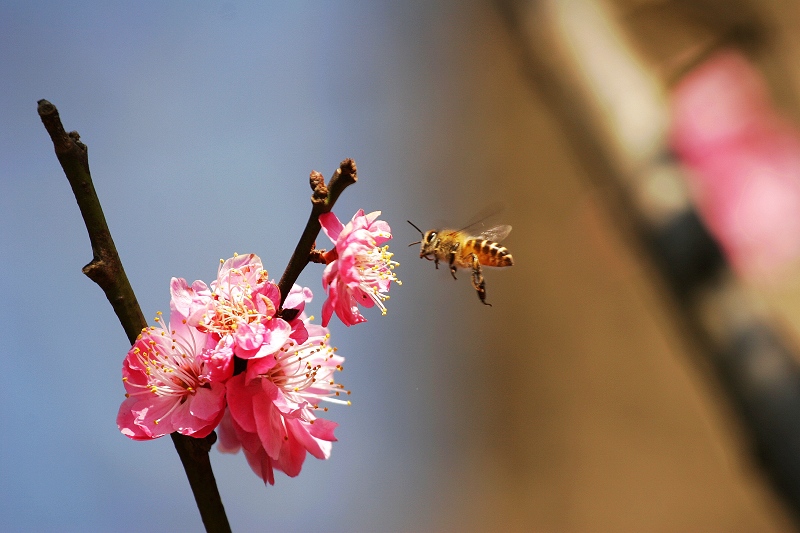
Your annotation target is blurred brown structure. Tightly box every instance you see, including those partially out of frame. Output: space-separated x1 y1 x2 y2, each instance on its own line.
419 1 800 531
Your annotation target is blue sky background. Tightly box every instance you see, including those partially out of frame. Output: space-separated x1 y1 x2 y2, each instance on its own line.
0 2 514 531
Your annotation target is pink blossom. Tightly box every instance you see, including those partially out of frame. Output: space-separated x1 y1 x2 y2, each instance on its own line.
671 50 800 280
319 210 401 327
117 311 226 440
217 316 347 484
170 253 302 360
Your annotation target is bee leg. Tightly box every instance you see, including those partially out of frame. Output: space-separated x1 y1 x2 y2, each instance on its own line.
434 258 440 270
470 254 491 306
449 244 459 280
450 263 458 280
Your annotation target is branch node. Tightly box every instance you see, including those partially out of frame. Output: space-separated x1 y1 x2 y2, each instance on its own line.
338 158 357 185
277 159 358 305
310 170 325 191
69 130 87 150
309 248 327 264
310 170 328 203
82 258 103 279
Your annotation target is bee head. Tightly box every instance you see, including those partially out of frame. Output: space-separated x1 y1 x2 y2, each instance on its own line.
418 230 441 259
407 220 438 260
423 230 438 245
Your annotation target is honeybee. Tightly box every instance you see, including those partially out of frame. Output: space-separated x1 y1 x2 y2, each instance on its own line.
407 220 514 306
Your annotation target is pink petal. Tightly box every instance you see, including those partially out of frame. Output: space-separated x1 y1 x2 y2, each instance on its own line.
288 318 309 346
320 295 335 327
214 254 266 299
219 253 263 280
308 417 338 443
234 319 293 359
117 398 153 441
245 355 279 384
285 418 330 460
283 284 313 313
276 430 307 478
201 337 234 383
216 410 242 454
253 283 280 316
121 354 148 392
243 446 276 485
226 374 258 433
231 415 263 454
171 398 222 439
169 310 209 351
169 277 211 324
188 384 226 421
319 212 344 243
128 396 178 438
254 398 285 460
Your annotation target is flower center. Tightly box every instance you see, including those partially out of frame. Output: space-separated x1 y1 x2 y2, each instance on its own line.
201 278 276 336
123 317 209 424
264 333 349 412
356 245 401 314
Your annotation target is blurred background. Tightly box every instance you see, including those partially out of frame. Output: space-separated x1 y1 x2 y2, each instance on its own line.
5 1 800 531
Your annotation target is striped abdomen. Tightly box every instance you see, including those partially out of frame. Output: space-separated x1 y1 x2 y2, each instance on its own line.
462 238 514 268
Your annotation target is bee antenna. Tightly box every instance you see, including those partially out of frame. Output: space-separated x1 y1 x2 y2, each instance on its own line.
407 220 424 246
407 220 424 236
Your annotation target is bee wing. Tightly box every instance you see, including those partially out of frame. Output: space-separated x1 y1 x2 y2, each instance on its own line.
478 224 512 242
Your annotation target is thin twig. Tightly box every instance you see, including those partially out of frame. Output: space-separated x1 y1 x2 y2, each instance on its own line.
277 159 357 306
37 100 231 533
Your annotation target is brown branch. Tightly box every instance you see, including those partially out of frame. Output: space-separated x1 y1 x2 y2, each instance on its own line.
277 158 358 306
38 99 146 342
308 248 329 264
37 100 231 533
170 432 230 533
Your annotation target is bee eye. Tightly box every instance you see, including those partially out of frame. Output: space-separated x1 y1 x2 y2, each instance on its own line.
426 232 437 242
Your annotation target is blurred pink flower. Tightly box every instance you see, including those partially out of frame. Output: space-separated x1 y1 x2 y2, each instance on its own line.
170 253 302 359
117 311 226 440
319 209 401 327
218 316 346 484
671 50 800 279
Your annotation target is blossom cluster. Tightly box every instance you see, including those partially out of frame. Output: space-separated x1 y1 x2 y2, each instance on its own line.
117 210 400 484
